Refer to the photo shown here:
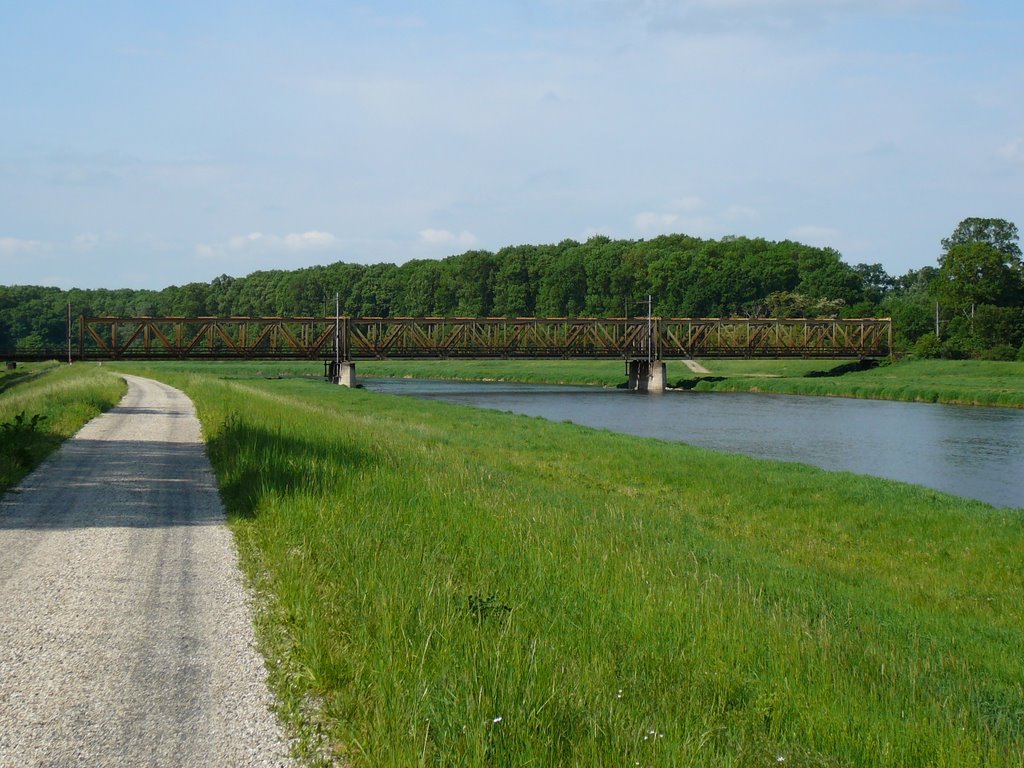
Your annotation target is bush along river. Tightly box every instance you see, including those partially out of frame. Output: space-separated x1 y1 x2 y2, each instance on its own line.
364 378 1024 509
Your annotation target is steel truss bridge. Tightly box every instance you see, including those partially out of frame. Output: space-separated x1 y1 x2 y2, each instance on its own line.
15 315 892 362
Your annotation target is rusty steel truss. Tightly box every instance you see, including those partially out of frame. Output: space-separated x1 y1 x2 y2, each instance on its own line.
75 316 892 361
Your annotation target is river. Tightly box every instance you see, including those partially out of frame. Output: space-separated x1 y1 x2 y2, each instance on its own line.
364 378 1024 509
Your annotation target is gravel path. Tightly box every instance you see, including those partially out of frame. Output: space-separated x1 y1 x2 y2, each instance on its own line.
0 375 293 767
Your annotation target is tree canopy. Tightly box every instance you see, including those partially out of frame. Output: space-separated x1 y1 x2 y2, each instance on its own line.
2 223 1023 359
941 217 1022 261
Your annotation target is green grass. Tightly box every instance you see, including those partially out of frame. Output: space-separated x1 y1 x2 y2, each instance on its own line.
111 362 1024 766
692 359 1024 407
357 358 649 387
0 362 127 492
690 359 855 379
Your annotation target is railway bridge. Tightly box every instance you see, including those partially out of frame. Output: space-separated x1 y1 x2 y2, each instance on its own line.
8 314 895 391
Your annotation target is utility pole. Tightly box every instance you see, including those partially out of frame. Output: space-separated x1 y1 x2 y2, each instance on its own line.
67 302 72 364
334 292 340 377
647 294 652 364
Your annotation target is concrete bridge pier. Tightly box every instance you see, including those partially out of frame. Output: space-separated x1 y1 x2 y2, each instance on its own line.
326 361 358 387
337 362 357 387
627 359 666 392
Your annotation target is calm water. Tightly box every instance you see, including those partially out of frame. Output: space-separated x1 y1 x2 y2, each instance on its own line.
364 378 1024 509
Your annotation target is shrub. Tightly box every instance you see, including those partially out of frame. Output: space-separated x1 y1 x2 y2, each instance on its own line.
982 344 1018 361
912 332 941 359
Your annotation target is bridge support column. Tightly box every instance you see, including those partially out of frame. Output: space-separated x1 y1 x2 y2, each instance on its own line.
326 361 357 387
337 362 357 388
627 360 666 392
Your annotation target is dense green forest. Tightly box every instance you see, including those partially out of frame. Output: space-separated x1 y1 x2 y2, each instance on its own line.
2 219 1022 358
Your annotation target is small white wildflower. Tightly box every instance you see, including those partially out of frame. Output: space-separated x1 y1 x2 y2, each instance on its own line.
492 716 503 724
616 689 623 699
776 757 786 764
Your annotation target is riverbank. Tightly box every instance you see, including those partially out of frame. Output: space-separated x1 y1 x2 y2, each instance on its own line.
110 363 1024 765
691 358 1024 407
357 358 1024 408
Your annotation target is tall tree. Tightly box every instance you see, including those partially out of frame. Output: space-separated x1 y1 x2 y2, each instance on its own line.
937 218 1023 313
936 242 1023 310
941 217 1021 261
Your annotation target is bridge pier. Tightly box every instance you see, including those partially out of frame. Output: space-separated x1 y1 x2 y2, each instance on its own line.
338 362 357 387
627 359 666 392
325 361 357 387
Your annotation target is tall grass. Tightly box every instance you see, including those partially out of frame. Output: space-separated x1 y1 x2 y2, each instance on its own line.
0 362 126 491
114 364 1024 766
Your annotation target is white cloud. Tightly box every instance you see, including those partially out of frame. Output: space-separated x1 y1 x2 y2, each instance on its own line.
584 0 956 40
418 228 479 248
633 211 679 232
284 230 337 249
669 196 705 213
997 138 1024 163
227 232 265 251
73 233 100 252
724 205 759 221
790 225 840 244
631 197 762 238
198 230 339 259
196 231 341 263
0 236 46 255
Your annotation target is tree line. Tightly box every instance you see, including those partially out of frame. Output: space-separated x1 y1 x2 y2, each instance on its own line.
2 220 1022 359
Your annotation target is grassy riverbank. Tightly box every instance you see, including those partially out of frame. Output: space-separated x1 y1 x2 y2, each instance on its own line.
692 359 1024 407
88 357 1024 408
112 363 1024 766
360 358 1024 408
0 362 126 492
357 358 836 387
358 359 646 386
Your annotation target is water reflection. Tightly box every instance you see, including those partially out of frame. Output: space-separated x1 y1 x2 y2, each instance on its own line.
365 378 1024 509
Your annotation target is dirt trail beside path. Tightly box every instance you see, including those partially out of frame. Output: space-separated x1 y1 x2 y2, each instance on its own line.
682 359 711 374
0 375 292 767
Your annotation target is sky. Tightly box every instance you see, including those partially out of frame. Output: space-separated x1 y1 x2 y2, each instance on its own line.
1 0 1021 290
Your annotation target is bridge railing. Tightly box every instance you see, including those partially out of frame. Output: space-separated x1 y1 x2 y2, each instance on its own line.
65 316 891 361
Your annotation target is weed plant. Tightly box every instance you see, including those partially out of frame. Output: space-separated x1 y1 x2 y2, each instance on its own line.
0 362 126 491
113 364 1024 766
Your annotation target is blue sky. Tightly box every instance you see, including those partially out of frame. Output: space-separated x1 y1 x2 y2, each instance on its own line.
1 1 1021 290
